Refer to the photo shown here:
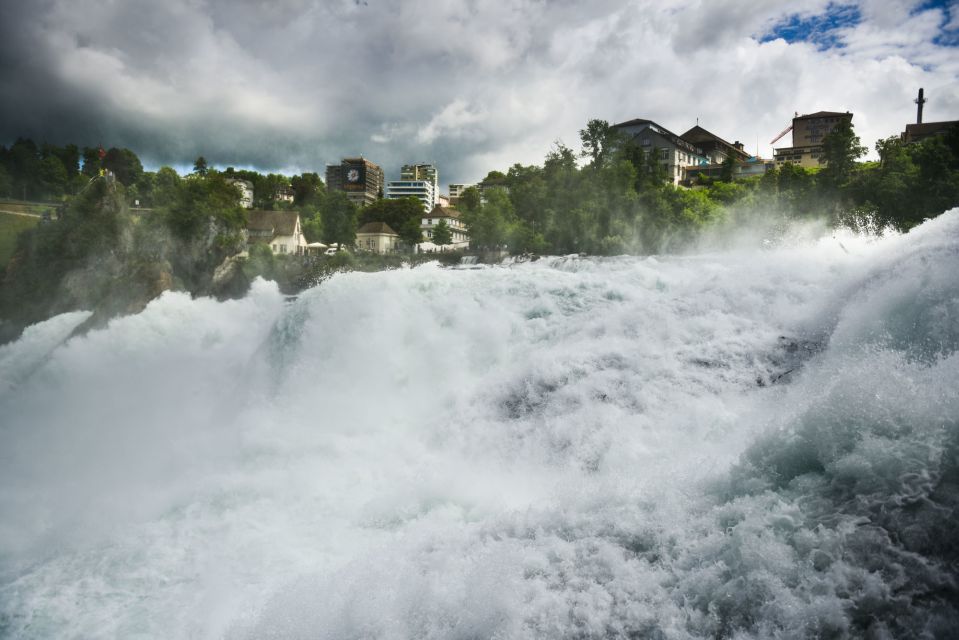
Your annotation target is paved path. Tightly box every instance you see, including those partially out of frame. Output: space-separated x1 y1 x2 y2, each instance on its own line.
0 209 42 218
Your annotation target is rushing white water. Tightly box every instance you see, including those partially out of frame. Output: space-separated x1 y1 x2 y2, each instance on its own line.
1 212 957 639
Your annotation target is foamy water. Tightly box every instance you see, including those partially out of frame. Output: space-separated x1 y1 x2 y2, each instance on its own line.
1 212 957 638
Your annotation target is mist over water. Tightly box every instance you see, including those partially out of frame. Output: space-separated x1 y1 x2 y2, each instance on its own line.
1 212 957 639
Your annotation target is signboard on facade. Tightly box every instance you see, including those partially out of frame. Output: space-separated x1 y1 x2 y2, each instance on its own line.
342 162 366 191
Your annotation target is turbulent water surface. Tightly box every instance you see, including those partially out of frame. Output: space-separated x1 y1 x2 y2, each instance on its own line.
1 212 958 639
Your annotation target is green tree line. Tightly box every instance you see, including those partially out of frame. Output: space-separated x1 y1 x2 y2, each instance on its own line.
456 119 959 255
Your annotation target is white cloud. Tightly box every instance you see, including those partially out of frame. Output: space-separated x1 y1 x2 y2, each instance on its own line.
1 0 958 187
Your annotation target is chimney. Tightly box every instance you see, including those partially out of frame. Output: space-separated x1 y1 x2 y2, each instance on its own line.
915 87 926 124
734 140 744 151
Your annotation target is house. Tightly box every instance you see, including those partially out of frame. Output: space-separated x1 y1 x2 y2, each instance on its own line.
419 204 469 250
226 179 254 209
247 210 308 255
273 185 295 203
772 111 853 168
611 118 708 185
356 221 401 254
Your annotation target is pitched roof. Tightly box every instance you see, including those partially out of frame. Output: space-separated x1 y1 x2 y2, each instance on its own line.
247 210 299 236
357 221 399 235
611 118 653 129
427 204 461 219
681 126 751 160
611 118 704 156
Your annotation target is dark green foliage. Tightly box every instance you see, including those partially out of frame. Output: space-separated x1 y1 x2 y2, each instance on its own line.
431 218 452 246
819 120 866 191
162 173 246 240
846 128 959 229
321 190 358 247
103 147 144 187
359 197 422 246
0 178 133 341
291 172 325 206
193 156 208 175
720 154 736 183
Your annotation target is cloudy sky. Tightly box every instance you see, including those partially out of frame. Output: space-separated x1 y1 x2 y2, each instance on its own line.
1 0 958 189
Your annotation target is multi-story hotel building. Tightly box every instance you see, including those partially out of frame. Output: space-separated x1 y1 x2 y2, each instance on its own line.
773 111 853 169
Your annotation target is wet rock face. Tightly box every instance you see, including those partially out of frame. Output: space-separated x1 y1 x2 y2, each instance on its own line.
210 254 250 300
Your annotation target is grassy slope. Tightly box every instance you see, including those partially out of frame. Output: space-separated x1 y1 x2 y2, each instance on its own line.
0 212 40 267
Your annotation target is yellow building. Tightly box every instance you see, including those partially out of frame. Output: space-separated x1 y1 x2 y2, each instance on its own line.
773 111 853 169
356 221 401 254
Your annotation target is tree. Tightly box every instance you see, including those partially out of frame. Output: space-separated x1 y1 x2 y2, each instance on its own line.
81 146 101 177
321 190 358 248
819 120 866 190
103 147 143 187
719 154 736 182
480 170 508 187
431 218 452 246
153 167 182 208
193 156 209 176
462 187 513 250
163 173 245 240
459 186 482 213
359 198 423 246
579 119 622 168
291 172 324 206
37 156 68 197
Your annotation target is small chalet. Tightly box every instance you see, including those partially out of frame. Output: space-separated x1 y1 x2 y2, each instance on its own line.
247 210 307 255
420 204 469 250
356 221 401 254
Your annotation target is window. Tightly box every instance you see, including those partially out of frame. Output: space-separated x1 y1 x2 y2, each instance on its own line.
660 149 669 160
642 138 651 146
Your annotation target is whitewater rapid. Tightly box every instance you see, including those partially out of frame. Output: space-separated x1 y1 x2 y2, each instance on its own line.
1 212 957 638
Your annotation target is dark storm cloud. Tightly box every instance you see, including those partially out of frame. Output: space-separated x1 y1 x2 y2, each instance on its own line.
1 0 958 187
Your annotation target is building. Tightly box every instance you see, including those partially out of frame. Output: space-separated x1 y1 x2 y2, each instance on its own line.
226 179 254 209
356 221 401 254
420 204 469 250
685 158 776 184
901 121 959 144
900 87 958 144
448 183 474 205
386 163 439 211
401 163 438 200
611 118 708 185
247 210 308 255
273 185 295 203
386 179 437 211
680 126 751 165
326 158 384 207
772 111 853 169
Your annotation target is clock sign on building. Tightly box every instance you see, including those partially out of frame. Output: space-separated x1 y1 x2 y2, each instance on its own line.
326 157 383 207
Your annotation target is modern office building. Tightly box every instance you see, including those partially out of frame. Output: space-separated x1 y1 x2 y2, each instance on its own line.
326 157 384 207
401 163 438 198
385 179 437 211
